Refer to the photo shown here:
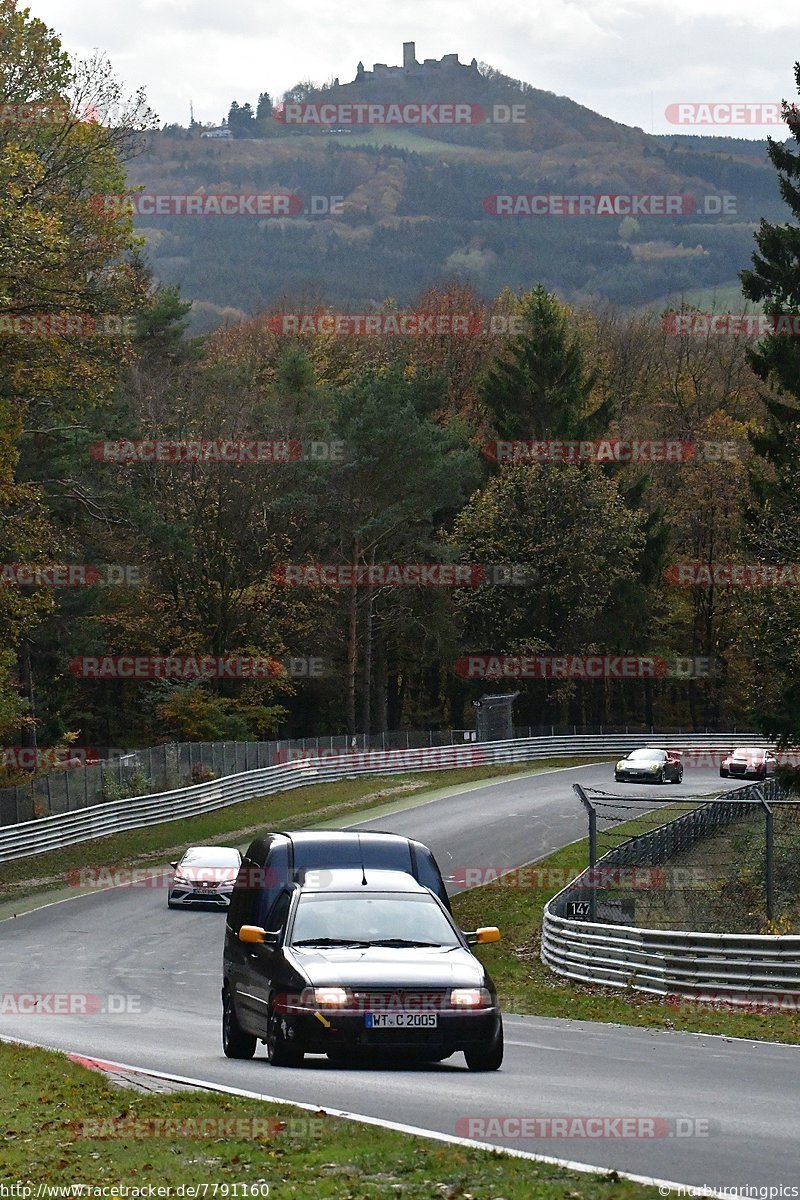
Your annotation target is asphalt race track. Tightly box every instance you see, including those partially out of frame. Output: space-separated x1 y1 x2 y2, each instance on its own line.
2 762 797 1192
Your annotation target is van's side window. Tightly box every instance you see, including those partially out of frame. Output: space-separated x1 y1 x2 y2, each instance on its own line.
255 841 290 927
413 848 448 903
266 888 292 936
227 857 260 932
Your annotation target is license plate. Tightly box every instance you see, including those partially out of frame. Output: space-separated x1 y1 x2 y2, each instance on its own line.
364 1013 438 1028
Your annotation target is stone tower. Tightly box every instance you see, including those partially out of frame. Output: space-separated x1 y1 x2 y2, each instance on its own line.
403 41 417 69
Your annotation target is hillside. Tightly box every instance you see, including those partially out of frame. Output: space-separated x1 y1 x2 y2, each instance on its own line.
125 58 784 328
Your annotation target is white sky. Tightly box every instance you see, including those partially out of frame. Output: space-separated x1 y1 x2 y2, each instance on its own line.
26 0 800 138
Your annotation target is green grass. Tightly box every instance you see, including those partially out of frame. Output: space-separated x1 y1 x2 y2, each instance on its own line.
453 828 800 1044
0 759 604 909
0 1040 668 1196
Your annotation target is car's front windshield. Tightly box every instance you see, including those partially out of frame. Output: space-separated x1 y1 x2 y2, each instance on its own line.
629 749 663 761
289 893 460 948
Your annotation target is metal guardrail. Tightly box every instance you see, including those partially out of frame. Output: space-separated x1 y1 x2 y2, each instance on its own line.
541 779 800 1006
0 731 774 863
1 723 760 825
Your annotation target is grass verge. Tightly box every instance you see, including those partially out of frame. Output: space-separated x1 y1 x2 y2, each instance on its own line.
453 831 800 1045
0 1040 668 1197
0 758 605 908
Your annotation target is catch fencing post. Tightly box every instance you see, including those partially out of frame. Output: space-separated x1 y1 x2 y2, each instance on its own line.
573 784 597 921
754 786 774 922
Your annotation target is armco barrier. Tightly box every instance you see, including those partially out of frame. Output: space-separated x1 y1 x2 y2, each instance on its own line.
541 780 800 1006
0 731 773 863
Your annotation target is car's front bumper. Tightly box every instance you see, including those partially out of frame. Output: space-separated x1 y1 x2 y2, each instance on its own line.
168 886 233 907
277 1006 502 1056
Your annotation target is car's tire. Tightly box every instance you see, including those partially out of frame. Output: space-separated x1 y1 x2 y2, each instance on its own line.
660 767 669 784
720 768 728 778
267 1004 304 1067
674 768 683 784
464 1023 503 1072
222 990 256 1059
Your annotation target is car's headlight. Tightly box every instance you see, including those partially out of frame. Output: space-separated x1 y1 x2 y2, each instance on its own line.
173 874 190 886
311 987 351 1008
616 761 625 770
449 987 491 1009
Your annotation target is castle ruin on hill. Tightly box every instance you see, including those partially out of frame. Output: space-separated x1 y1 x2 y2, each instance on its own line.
353 42 479 84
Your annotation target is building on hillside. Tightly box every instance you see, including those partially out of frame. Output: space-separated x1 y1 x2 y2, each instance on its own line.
201 126 233 139
353 42 479 84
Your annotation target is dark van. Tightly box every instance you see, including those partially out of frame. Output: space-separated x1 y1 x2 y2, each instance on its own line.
225 830 450 936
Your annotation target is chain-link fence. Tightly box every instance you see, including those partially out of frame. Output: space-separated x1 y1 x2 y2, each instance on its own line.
0 722 761 828
553 780 800 934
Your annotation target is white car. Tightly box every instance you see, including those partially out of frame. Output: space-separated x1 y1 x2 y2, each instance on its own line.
168 846 242 909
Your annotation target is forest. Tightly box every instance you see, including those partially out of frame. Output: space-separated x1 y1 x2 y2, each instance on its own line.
2 1 800 777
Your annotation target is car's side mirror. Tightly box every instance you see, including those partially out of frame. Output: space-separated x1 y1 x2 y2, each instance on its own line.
170 861 179 869
239 925 267 944
464 926 501 945
239 925 280 950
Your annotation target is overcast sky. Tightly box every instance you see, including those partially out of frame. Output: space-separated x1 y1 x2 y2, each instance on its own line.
27 0 798 138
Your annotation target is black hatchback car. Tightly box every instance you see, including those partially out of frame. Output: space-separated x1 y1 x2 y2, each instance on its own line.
228 829 452 925
222 867 503 1071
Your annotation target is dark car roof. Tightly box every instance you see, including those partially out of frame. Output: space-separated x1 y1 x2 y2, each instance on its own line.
245 829 424 861
295 867 428 894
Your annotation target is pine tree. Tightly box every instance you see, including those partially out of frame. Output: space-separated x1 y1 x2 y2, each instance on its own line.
739 68 800 745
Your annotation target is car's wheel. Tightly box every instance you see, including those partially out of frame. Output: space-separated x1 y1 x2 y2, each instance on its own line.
720 768 728 778
222 990 256 1059
267 1004 304 1067
464 1023 503 1072
674 767 683 784
660 766 669 784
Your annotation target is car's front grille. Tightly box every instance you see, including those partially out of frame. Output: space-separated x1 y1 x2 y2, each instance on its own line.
351 989 450 1011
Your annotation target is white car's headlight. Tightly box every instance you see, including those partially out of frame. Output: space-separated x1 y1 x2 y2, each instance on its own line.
449 987 491 1008
312 987 350 1008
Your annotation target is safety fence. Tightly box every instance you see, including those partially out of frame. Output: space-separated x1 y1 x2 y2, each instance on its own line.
0 731 773 861
541 779 800 1005
0 724 760 825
